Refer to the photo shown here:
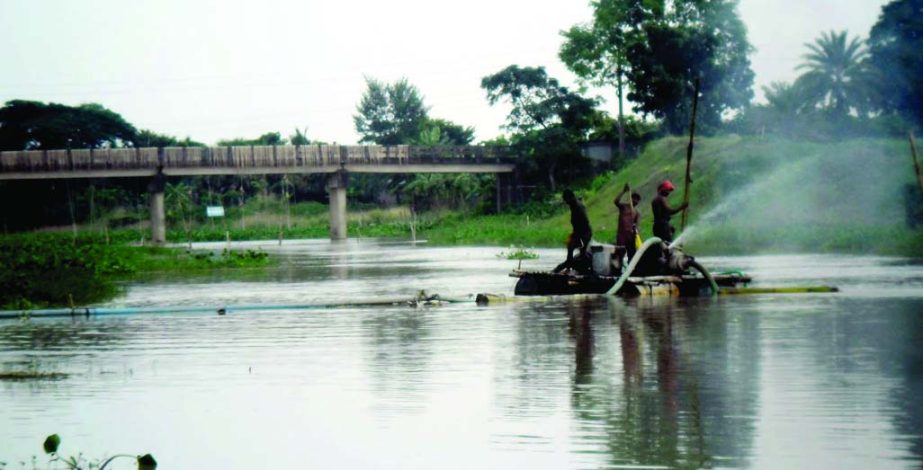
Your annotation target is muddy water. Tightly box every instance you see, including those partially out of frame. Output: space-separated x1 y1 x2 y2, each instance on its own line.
1 240 922 469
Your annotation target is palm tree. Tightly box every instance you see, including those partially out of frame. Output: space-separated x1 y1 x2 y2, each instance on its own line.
796 30 870 116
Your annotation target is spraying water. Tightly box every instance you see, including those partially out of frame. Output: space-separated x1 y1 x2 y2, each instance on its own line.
665 140 908 252
669 173 781 249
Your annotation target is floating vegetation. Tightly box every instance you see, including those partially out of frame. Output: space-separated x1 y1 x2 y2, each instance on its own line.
40 433 157 469
496 246 539 261
496 245 539 270
0 232 274 309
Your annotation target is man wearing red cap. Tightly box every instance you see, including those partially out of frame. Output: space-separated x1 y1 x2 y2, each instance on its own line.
651 180 687 242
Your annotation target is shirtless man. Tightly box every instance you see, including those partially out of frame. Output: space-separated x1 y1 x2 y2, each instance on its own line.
651 180 687 243
554 189 593 273
614 183 641 262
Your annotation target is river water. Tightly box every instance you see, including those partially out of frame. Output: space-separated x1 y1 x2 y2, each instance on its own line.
2 239 922 469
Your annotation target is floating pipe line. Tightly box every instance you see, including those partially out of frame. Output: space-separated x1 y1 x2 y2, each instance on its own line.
0 294 470 320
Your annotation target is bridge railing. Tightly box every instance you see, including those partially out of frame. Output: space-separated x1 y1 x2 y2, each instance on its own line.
0 145 510 173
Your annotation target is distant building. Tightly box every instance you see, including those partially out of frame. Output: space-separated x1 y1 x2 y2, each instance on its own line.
580 141 614 163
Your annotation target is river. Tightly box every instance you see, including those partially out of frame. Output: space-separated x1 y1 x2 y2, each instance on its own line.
1 239 922 469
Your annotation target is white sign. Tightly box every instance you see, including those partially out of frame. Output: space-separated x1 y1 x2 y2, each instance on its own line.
206 206 225 218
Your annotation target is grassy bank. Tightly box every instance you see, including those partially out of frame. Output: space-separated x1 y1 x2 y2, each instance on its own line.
425 136 923 256
0 232 271 309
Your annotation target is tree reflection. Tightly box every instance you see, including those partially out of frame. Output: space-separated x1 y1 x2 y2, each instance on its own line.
565 298 760 468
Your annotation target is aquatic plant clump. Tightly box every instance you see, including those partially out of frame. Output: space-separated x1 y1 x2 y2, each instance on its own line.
496 246 539 261
0 232 273 309
40 433 157 469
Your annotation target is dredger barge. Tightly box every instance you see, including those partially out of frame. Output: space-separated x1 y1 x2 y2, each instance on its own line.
512 237 752 297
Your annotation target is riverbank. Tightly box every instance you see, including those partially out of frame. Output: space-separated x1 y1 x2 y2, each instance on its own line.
21 136 916 256
4 135 922 309
421 135 923 256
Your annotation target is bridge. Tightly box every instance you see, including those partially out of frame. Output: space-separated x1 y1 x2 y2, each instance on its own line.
0 144 516 242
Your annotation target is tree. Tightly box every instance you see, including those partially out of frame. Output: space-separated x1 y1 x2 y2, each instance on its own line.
623 0 754 133
353 78 429 145
562 0 754 134
289 127 311 145
415 118 475 145
217 132 287 146
482 65 599 190
404 118 481 210
560 0 651 159
135 129 204 147
0 100 138 150
482 65 597 134
868 0 923 128
796 30 871 117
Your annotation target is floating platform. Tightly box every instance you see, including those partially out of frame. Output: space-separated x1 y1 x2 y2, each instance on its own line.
511 270 753 297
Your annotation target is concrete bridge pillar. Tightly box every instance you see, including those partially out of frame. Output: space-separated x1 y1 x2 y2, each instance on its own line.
150 192 166 244
147 167 167 245
327 170 348 240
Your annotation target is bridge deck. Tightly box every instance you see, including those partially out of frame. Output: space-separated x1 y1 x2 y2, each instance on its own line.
0 144 515 180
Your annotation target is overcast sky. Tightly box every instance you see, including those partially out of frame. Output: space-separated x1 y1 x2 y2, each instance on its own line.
0 0 887 145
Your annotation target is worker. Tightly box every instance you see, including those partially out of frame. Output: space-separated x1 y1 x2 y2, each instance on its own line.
651 180 687 243
614 183 641 263
554 189 593 273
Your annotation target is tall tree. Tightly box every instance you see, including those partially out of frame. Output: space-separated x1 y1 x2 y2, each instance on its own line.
560 0 652 159
867 0 923 128
353 78 429 145
0 100 138 150
796 30 871 117
482 65 599 190
623 0 754 133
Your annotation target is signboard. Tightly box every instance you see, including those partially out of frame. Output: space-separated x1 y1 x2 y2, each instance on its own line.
206 206 225 218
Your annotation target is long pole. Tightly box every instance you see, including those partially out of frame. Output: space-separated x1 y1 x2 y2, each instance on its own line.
910 131 923 192
681 78 701 232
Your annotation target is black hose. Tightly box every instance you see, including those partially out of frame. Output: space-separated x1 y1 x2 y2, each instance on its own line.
687 259 719 296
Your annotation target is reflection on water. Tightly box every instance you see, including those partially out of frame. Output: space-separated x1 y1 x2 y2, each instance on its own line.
1 241 921 468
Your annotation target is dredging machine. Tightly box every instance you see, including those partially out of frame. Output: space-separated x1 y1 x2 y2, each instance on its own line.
511 237 751 297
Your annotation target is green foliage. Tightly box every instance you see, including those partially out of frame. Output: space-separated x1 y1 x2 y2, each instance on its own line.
496 246 539 260
420 136 922 257
415 118 475 145
867 0 923 129
402 173 494 211
353 77 429 145
481 65 599 190
217 131 287 146
43 434 61 454
0 232 273 308
289 127 311 145
732 31 909 141
40 434 156 470
796 30 872 117
135 129 205 147
627 1 754 134
0 233 132 308
562 0 754 134
0 100 138 150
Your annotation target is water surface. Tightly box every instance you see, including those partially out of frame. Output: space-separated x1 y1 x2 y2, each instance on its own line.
2 240 921 469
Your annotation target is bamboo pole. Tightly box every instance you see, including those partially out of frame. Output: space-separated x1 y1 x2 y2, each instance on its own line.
910 131 923 192
681 78 701 232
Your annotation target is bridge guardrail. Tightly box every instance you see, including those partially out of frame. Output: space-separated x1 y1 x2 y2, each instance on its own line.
0 145 511 173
